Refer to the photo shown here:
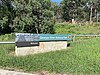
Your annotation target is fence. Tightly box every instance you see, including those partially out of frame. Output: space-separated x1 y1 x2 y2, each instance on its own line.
0 42 15 44
0 34 100 44
72 34 100 41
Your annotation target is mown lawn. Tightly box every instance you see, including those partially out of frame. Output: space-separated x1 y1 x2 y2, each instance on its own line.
0 37 100 74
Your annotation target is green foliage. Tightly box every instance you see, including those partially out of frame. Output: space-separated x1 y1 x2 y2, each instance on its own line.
0 37 100 74
0 33 15 41
0 0 54 34
0 0 16 34
13 0 54 33
62 0 100 22
62 0 80 21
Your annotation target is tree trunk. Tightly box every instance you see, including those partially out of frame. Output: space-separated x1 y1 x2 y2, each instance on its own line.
72 13 75 24
97 13 99 23
90 7 93 23
94 8 97 22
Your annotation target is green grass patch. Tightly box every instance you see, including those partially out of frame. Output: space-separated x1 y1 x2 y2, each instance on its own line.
0 38 100 74
0 24 100 74
0 33 15 41
54 23 100 34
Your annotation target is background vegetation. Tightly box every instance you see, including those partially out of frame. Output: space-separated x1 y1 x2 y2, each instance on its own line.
0 33 15 41
0 0 55 34
0 0 100 34
54 23 100 34
0 0 100 74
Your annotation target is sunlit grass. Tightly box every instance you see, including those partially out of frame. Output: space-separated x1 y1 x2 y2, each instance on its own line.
0 37 100 74
54 23 100 34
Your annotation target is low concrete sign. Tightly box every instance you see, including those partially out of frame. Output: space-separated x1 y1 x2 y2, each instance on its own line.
16 33 72 47
15 33 72 56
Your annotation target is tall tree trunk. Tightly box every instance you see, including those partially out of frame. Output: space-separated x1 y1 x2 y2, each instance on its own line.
90 7 93 23
72 13 75 24
97 13 99 23
95 8 97 22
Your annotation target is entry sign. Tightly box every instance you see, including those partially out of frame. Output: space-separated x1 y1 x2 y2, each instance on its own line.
39 34 72 41
16 33 39 47
16 33 72 47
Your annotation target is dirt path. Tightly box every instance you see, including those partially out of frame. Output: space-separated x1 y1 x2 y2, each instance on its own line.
0 69 36 75
0 69 67 75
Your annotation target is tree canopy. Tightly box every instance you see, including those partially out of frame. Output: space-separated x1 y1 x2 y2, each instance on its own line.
0 0 100 34
61 0 100 22
0 0 54 34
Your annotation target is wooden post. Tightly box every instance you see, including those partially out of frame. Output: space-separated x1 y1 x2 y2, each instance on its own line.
73 34 76 42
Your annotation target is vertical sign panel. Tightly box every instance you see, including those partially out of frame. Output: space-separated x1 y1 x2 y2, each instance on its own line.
16 33 39 47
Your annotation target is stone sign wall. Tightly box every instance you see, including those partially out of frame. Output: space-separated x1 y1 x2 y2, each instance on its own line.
15 41 67 56
15 33 72 56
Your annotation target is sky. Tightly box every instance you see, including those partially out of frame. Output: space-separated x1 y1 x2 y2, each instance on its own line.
51 0 62 3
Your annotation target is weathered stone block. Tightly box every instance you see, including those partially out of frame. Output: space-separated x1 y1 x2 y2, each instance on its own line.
15 41 67 56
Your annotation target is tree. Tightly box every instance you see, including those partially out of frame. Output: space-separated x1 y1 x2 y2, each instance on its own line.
0 0 54 34
62 0 81 22
13 0 54 33
61 0 100 23
0 0 15 34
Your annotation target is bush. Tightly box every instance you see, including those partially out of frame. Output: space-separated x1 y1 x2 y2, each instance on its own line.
0 33 15 41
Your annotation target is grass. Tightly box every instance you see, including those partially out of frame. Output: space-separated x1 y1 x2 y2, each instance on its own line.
0 33 15 41
54 23 100 34
0 37 100 74
0 23 100 74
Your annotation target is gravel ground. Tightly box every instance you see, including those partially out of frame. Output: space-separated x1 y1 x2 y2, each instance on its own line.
0 69 67 75
0 69 36 75
0 69 65 75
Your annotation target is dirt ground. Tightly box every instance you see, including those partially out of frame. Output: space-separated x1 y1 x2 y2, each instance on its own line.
0 69 67 75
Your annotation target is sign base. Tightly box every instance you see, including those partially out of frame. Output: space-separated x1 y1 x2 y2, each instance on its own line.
15 41 68 56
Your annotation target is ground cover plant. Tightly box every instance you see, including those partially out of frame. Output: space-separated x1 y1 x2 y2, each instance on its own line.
0 24 100 74
0 33 15 41
54 23 100 34
0 37 100 75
